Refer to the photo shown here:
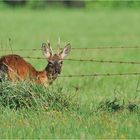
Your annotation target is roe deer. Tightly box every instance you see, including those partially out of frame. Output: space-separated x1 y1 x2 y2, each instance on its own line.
0 41 71 87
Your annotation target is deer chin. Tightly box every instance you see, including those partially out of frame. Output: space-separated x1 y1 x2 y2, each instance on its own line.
50 73 59 80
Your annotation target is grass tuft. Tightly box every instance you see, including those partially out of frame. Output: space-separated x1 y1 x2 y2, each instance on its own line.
97 97 124 112
96 96 140 113
0 81 79 112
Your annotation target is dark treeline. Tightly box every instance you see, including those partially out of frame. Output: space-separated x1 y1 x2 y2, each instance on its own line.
2 0 140 9
2 0 85 8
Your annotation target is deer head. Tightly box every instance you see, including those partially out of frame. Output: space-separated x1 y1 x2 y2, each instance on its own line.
42 41 71 80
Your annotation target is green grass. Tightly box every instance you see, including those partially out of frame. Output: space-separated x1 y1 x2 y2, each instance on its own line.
0 8 140 138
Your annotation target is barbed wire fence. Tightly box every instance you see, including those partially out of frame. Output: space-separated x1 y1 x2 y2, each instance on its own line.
23 56 140 78
1 45 140 78
1 45 140 52
59 72 140 78
22 56 140 65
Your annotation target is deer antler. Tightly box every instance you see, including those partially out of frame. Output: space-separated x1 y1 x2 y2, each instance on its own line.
46 40 53 55
57 37 61 53
47 40 50 47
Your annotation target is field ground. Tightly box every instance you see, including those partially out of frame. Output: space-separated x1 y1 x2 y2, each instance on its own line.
0 8 140 138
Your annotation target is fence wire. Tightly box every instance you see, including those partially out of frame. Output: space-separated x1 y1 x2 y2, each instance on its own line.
70 46 140 50
1 45 140 52
1 55 140 65
59 72 140 78
22 56 140 65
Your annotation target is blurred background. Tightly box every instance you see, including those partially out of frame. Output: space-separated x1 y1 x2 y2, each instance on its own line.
1 0 140 9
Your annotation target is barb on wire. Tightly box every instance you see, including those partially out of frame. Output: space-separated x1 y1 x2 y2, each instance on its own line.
59 72 140 78
22 56 140 65
23 56 46 59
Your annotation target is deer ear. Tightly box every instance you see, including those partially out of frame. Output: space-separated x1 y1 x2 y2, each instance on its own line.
42 42 53 59
59 43 71 59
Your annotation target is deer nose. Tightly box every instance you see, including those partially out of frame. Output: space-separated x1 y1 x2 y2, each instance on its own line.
55 68 61 74
54 62 61 74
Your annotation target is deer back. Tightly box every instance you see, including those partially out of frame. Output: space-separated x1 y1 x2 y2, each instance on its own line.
0 55 39 81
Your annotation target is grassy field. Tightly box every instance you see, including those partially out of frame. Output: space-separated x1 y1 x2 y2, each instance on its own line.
0 8 140 138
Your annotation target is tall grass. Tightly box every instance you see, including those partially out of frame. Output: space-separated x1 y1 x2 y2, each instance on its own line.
0 80 79 111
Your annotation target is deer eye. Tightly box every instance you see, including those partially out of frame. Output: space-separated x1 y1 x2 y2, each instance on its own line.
48 61 54 65
59 61 63 65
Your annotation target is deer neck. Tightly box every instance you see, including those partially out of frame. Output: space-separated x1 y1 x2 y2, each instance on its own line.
36 68 57 85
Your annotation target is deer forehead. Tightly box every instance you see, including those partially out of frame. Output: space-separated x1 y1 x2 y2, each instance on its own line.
48 54 62 62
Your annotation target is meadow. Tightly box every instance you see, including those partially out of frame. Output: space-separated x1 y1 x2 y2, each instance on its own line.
0 7 140 138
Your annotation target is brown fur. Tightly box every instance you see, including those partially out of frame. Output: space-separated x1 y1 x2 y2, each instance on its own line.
0 54 51 87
